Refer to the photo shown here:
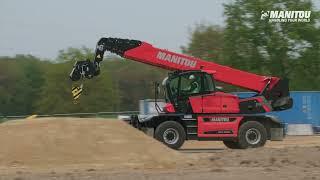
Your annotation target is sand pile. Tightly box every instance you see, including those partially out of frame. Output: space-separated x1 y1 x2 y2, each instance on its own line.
0 118 185 170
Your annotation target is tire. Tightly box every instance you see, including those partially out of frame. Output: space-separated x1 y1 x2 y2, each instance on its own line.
154 121 186 150
238 121 267 149
223 141 240 149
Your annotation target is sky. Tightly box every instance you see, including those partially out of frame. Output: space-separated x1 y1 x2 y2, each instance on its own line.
1 0 319 60
0 0 230 59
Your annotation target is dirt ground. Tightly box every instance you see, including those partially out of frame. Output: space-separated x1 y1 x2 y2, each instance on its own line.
0 118 319 180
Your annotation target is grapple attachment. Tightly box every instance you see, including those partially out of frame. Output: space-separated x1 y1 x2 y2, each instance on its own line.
69 60 100 81
69 60 100 102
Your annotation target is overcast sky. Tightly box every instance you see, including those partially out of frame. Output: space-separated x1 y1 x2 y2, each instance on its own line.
0 0 230 59
0 0 319 59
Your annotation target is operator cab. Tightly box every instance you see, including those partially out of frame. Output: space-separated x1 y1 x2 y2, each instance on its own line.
164 71 216 113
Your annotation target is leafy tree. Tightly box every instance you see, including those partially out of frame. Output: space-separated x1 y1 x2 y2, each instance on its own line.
223 0 320 89
0 55 46 115
183 0 320 91
35 49 120 114
104 59 168 110
57 46 94 62
182 24 225 64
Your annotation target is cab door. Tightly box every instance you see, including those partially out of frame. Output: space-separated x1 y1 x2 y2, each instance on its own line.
177 72 203 113
188 73 222 113
201 74 222 113
167 71 222 114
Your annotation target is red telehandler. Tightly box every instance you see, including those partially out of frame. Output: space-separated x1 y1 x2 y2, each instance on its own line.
70 38 293 149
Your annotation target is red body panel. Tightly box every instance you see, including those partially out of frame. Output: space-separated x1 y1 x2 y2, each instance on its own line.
201 94 223 113
124 42 280 93
189 92 240 114
189 96 203 113
197 116 243 138
216 92 240 113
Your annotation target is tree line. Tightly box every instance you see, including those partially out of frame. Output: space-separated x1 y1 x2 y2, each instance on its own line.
0 0 319 115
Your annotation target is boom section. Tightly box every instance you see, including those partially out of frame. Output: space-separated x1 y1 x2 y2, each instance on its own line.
95 37 279 93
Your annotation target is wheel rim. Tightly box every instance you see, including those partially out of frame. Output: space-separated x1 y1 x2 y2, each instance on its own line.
163 128 179 145
245 128 261 145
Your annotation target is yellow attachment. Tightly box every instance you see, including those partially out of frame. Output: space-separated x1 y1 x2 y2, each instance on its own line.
72 84 83 101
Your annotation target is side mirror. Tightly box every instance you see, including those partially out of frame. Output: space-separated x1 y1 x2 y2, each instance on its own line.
154 82 161 95
154 82 164 113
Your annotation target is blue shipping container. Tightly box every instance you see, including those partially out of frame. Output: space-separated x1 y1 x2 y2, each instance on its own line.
235 91 320 132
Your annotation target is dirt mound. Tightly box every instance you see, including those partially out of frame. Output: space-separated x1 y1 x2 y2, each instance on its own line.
0 119 320 179
0 118 185 171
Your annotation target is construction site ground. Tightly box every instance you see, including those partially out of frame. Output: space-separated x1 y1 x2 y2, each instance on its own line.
0 118 319 180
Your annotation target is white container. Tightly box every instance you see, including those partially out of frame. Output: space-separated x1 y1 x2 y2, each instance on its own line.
139 99 166 115
286 124 314 135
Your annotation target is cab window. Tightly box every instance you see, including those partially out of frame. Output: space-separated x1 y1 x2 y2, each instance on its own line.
180 73 202 96
169 77 179 100
203 74 215 92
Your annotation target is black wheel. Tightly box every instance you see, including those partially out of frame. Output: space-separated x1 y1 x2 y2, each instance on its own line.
223 141 240 149
238 121 267 149
154 121 186 150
